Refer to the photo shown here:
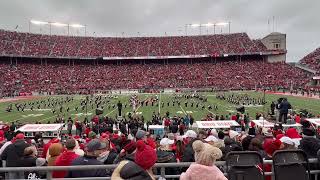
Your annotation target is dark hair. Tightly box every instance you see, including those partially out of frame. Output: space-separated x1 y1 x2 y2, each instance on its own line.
175 140 185 155
66 139 76 150
218 131 225 140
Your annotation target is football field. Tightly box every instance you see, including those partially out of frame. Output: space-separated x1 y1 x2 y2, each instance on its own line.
0 91 319 123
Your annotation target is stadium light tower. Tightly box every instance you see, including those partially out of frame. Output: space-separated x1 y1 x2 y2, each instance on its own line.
29 20 49 33
185 21 230 35
29 20 86 36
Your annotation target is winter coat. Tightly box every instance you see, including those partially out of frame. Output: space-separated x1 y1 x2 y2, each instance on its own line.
53 151 79 178
113 152 135 164
156 149 179 178
111 160 155 180
299 137 320 158
20 156 45 179
97 149 118 165
66 154 109 178
1 139 29 167
180 163 227 180
182 139 198 163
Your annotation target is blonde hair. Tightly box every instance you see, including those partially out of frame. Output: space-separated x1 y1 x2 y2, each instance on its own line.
192 140 222 166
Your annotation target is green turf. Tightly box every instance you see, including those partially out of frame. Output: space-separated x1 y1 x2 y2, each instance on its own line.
0 91 319 123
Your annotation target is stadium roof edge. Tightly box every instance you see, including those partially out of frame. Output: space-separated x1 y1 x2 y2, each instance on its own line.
0 28 251 39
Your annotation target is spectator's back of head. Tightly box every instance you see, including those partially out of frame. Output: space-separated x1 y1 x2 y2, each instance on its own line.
218 131 225 140
66 138 76 150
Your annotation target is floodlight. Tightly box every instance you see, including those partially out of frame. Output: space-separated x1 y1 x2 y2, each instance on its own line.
70 24 85 28
51 22 68 27
204 23 214 27
191 24 200 27
216 22 229 26
30 20 49 25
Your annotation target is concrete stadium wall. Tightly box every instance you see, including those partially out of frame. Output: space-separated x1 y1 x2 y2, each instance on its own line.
267 54 286 63
261 32 286 50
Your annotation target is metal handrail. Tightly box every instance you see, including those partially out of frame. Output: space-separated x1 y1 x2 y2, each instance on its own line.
0 158 318 180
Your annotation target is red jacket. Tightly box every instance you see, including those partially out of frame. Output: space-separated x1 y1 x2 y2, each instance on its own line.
52 151 79 178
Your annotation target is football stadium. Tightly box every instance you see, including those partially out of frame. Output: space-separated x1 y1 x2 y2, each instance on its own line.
0 1 320 180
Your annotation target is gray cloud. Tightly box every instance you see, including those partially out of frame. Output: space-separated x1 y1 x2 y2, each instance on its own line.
0 0 319 61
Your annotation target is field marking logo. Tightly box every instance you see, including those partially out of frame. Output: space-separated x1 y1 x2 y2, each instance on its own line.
72 113 93 116
25 109 51 111
126 112 142 115
22 114 44 118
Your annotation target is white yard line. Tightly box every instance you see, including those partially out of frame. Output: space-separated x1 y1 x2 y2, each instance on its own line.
158 92 162 114
135 95 149 113
105 108 117 116
179 105 187 115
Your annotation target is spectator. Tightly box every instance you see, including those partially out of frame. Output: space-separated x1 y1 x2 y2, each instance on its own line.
174 137 185 162
299 128 320 158
156 138 179 178
182 130 198 163
113 140 137 164
112 139 157 179
1 133 29 179
248 138 267 158
221 138 243 160
180 140 226 180
205 135 224 148
135 130 147 141
21 146 47 179
198 130 207 141
47 143 63 166
42 138 60 159
97 139 118 165
279 98 291 124
53 139 79 178
66 139 109 178
279 137 296 150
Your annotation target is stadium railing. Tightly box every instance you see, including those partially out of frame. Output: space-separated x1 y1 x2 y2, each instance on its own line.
0 159 318 180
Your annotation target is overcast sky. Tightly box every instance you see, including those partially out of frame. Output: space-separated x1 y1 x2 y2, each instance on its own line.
0 0 319 62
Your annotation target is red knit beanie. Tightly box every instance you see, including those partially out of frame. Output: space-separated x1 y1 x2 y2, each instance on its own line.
124 141 136 154
285 128 302 139
264 139 282 156
135 140 157 170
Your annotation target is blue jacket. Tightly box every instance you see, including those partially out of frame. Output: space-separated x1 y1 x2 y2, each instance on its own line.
66 155 109 178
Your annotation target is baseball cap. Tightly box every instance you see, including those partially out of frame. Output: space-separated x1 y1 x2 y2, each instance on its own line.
204 135 218 142
280 136 295 146
183 130 197 138
86 139 107 152
15 133 25 140
160 138 174 146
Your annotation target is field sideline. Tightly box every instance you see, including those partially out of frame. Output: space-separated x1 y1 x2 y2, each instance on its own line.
0 91 319 123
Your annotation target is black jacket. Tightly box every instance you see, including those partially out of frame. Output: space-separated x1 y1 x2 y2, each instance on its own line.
1 139 29 167
20 156 45 179
279 101 291 113
156 149 179 178
66 155 109 178
182 138 198 163
299 137 320 158
103 149 118 165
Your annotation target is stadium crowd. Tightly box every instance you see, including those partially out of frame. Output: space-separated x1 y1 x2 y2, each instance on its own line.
300 47 320 74
0 60 311 96
0 30 266 58
0 108 320 179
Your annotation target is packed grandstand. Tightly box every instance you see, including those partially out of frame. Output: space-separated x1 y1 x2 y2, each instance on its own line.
0 29 317 96
0 27 320 180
